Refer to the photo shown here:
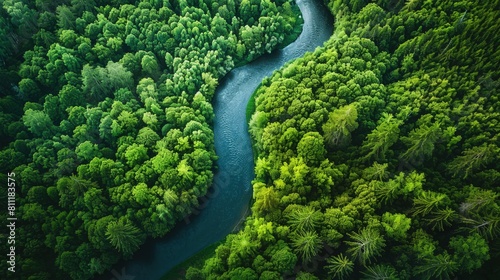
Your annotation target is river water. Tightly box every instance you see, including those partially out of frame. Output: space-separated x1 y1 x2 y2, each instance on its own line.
111 0 333 279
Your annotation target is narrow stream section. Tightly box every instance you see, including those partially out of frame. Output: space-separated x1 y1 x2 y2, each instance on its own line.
117 1 333 279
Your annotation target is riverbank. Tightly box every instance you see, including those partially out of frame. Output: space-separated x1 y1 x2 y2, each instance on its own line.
160 241 222 280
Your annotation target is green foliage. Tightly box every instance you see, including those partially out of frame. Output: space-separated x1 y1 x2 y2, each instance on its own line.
252 186 279 213
413 252 458 280
346 228 385 265
322 103 359 147
459 188 500 239
270 245 297 274
325 253 354 280
230 232 260 259
22 109 55 137
361 113 402 161
361 264 398 280
448 144 498 179
297 132 326 166
290 230 323 264
449 233 490 274
411 191 449 217
381 212 411 240
105 218 144 257
286 206 323 232
424 207 457 231
400 121 442 164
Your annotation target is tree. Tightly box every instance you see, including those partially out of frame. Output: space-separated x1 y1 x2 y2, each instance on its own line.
411 191 449 217
448 144 498 179
177 159 194 181
56 5 75 30
424 207 457 231
361 265 398 280
449 233 489 274
132 183 154 206
71 0 95 14
136 127 160 147
56 175 95 208
413 252 458 280
259 271 281 280
400 121 442 164
345 228 385 265
291 230 322 263
322 103 359 147
326 253 354 280
230 232 259 258
296 272 320 280
82 64 111 103
252 186 279 213
287 206 323 232
361 113 402 161
57 251 80 278
19 78 41 100
297 132 326 165
226 267 258 280
151 149 179 174
270 247 297 274
83 188 108 217
124 144 148 167
105 218 144 257
141 54 160 79
59 84 85 109
23 109 55 137
185 267 205 280
106 61 134 91
381 212 411 240
362 162 388 181
75 140 100 161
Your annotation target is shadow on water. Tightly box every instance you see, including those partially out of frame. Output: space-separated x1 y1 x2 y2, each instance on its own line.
100 0 333 279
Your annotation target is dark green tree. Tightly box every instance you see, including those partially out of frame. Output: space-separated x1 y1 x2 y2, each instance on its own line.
326 253 354 280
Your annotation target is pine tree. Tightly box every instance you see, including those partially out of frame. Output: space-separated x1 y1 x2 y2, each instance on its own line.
345 228 385 265
105 219 144 256
325 253 354 280
322 103 359 147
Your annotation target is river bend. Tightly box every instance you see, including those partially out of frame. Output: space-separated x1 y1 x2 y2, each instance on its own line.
116 0 333 278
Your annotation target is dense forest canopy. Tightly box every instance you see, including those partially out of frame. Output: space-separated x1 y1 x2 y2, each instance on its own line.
0 0 301 279
185 0 500 279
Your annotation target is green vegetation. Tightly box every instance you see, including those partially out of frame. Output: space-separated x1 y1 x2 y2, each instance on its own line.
187 0 500 279
162 240 222 280
0 0 301 279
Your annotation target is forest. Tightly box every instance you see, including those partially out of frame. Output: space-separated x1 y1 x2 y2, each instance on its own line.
0 0 301 279
184 0 500 279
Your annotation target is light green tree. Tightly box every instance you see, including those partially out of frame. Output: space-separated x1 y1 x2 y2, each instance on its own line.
400 122 442 164
291 230 322 263
287 206 323 232
361 113 402 161
346 228 385 265
322 103 359 147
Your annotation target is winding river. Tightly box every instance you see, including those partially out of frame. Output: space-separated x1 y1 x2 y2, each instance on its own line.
114 0 333 279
